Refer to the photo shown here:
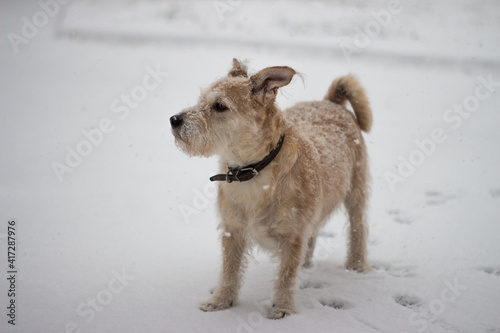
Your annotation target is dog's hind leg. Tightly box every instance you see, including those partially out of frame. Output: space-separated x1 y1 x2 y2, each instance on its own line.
302 235 316 268
200 226 248 312
344 155 370 272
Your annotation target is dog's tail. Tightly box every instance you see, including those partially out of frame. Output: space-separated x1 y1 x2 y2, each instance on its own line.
325 74 372 133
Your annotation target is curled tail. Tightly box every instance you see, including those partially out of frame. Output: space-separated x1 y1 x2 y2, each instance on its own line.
325 74 373 133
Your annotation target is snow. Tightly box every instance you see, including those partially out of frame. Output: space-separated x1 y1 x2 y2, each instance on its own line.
1 0 499 332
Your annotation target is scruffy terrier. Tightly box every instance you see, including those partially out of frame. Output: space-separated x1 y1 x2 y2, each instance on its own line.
170 59 372 319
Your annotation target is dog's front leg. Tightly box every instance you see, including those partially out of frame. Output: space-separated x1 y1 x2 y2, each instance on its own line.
200 227 247 312
269 235 305 319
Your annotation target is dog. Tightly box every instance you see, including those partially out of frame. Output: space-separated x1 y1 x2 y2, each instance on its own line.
170 59 372 319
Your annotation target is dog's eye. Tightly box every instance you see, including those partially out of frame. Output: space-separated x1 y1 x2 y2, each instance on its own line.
214 102 228 112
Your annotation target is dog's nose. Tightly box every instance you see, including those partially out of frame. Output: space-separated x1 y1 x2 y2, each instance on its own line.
170 114 184 129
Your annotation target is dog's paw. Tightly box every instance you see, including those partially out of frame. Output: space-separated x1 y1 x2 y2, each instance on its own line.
267 304 294 319
345 260 371 273
199 298 233 312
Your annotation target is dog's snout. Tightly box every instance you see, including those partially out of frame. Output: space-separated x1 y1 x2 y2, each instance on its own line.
170 114 184 129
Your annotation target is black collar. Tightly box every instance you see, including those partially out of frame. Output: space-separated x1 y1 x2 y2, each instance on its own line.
210 133 286 183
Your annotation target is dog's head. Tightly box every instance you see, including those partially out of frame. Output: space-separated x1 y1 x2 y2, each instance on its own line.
170 59 295 159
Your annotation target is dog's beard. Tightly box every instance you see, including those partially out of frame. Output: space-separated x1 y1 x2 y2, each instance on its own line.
172 133 191 155
172 126 215 157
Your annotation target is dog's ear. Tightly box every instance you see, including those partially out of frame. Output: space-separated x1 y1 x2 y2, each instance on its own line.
228 58 248 78
250 66 296 103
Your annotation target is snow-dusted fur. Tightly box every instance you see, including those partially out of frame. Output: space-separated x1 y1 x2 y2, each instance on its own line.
170 59 372 319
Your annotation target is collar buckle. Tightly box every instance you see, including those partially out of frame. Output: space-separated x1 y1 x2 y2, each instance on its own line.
226 167 259 183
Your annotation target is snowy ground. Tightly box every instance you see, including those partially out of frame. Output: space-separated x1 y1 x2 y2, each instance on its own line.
1 1 500 332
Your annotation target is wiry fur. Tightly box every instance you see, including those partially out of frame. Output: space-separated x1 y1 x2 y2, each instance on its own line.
170 59 373 319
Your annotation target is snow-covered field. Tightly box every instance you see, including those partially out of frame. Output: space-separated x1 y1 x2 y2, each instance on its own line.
1 1 499 332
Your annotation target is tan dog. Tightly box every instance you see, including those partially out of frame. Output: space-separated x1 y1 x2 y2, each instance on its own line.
170 59 372 319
